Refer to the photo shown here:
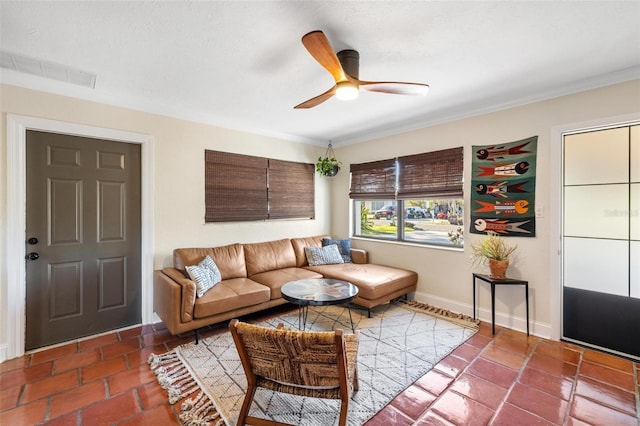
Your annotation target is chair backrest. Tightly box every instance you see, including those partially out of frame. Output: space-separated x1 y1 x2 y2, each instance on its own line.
230 320 348 390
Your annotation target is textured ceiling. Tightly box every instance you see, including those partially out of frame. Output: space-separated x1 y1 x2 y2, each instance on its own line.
1 1 639 146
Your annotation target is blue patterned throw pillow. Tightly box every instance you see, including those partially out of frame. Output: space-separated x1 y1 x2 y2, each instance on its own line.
185 255 222 297
322 237 352 263
304 245 345 266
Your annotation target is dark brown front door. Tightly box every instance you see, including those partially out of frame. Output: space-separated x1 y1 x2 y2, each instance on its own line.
25 130 141 350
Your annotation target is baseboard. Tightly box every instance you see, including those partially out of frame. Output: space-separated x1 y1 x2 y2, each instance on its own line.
413 290 552 339
0 344 7 363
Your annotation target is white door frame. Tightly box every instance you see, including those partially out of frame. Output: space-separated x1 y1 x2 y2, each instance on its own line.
5 114 154 360
550 112 640 342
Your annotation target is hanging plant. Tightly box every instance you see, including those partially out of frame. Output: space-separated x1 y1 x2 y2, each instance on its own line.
316 156 342 176
316 142 342 177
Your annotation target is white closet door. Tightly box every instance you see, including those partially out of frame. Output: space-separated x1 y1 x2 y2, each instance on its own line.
562 124 640 360
564 127 629 297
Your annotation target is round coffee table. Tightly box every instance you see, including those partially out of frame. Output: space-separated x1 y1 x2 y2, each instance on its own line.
281 278 359 332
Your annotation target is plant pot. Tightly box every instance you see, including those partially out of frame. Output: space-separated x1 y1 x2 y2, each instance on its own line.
488 259 509 279
324 165 339 177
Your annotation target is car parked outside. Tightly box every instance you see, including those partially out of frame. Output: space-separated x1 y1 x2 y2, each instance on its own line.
374 205 397 219
406 206 427 219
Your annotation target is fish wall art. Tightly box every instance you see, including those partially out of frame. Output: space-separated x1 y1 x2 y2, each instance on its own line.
470 136 537 237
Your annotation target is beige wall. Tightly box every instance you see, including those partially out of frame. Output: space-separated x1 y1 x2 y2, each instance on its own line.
1 80 639 359
329 79 640 337
0 84 329 358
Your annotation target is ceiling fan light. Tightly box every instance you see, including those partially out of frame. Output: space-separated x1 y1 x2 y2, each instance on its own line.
335 81 359 101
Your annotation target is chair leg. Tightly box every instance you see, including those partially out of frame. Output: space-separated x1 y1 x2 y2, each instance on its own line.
194 328 199 345
237 384 257 426
338 398 349 426
367 308 371 318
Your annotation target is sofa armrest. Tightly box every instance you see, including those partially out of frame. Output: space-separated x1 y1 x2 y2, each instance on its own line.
154 268 197 334
350 248 368 264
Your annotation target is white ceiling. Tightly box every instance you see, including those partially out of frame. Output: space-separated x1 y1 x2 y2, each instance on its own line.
1 1 639 146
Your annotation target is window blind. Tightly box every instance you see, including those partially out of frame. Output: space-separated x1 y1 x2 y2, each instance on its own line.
349 159 397 199
397 147 463 199
205 150 268 222
269 159 315 219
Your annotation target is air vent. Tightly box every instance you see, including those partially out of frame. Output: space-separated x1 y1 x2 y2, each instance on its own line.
1 51 96 88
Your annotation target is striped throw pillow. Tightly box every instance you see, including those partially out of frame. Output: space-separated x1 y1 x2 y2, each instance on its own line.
304 244 345 266
185 255 222 297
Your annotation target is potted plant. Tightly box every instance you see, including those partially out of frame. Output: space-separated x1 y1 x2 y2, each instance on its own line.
470 231 517 279
316 156 342 176
316 142 342 177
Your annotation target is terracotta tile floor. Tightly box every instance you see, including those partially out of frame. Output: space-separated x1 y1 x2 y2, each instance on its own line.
1 309 639 425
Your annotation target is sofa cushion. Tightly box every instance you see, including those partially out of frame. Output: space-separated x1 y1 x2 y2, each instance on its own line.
304 263 417 301
249 267 323 299
291 235 330 267
305 245 345 266
322 237 352 263
174 244 247 280
244 238 297 276
185 256 222 297
193 278 270 319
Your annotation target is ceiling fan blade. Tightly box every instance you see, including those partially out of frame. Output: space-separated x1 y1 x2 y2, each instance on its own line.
358 81 430 96
294 85 337 109
301 30 346 82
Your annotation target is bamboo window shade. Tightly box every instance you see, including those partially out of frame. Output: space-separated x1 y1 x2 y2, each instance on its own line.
349 147 463 200
397 147 463 199
349 159 397 199
204 150 314 222
269 159 315 219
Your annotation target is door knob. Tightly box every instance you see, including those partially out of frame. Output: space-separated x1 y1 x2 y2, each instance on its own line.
26 252 40 261
28 237 39 245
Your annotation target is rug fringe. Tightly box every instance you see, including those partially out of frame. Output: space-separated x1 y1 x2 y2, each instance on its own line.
400 299 480 329
179 391 225 426
148 352 226 424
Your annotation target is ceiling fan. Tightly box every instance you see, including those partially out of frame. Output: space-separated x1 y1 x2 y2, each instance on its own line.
294 30 430 109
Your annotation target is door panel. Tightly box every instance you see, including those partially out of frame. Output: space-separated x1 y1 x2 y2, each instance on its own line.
632 242 640 299
631 125 639 182
26 130 141 350
49 261 82 319
564 237 629 297
564 127 628 185
98 181 126 241
563 287 640 358
98 257 126 309
49 179 83 245
564 184 629 239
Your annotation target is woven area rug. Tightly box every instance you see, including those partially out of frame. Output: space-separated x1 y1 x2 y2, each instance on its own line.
149 301 478 426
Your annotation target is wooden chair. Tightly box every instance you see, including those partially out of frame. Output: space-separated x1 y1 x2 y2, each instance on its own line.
229 319 359 426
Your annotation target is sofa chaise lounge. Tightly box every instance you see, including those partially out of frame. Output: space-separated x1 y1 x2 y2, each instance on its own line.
154 235 417 338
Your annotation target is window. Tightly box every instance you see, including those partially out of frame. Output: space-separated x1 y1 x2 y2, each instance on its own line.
205 150 314 222
350 147 464 248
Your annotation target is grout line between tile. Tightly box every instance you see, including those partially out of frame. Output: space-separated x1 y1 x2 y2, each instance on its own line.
44 395 52 423
485 329 523 424
560 343 583 425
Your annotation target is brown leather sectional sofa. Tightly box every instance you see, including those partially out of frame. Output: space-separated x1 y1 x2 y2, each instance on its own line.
153 235 417 337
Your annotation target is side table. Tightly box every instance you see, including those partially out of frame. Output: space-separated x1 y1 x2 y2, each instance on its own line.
472 273 529 335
